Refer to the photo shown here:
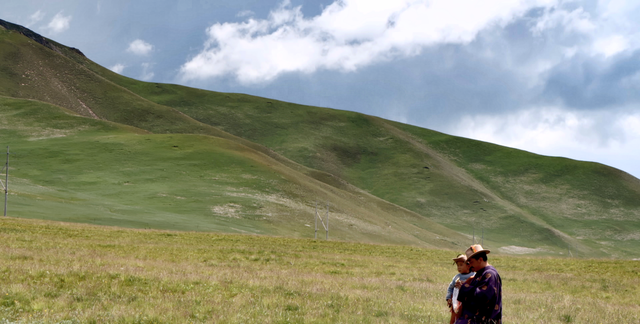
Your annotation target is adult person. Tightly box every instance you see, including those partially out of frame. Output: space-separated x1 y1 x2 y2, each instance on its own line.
455 244 502 324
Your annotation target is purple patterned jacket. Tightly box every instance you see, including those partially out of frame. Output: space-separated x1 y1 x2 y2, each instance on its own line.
455 265 502 324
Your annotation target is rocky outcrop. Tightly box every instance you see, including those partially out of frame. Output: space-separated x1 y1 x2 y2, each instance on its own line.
0 18 85 57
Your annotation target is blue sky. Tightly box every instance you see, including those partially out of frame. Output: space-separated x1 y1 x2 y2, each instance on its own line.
3 0 640 179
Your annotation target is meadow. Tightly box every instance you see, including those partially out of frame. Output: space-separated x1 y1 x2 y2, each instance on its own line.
1 217 639 323
1 23 640 323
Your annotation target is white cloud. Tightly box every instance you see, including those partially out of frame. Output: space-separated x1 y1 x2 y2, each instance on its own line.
237 10 255 18
452 107 640 179
28 10 45 27
531 6 596 35
45 12 71 34
599 0 639 20
110 63 125 74
592 34 629 57
180 0 561 84
585 1 640 57
127 39 154 56
140 63 155 81
562 46 579 58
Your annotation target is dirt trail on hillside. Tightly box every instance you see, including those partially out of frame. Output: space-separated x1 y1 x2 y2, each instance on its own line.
376 118 593 253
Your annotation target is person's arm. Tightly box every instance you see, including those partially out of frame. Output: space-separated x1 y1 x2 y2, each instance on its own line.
471 270 498 305
446 274 457 300
455 273 473 289
458 270 497 305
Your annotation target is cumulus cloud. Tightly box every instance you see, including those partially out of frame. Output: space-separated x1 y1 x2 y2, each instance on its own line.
180 0 561 84
45 12 71 34
127 39 154 56
27 10 45 27
110 63 125 74
172 0 640 177
592 35 629 58
140 63 155 81
453 108 640 176
588 1 640 57
542 50 640 110
237 10 255 18
531 6 596 35
456 108 612 148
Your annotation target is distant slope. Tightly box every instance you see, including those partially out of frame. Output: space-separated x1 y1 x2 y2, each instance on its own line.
81 75 640 258
0 96 465 248
1 19 639 258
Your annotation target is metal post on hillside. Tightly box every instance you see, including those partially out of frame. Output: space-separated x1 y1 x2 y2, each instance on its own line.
326 203 329 240
1 146 8 217
314 201 329 240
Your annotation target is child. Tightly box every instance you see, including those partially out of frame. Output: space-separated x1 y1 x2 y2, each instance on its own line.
446 254 474 324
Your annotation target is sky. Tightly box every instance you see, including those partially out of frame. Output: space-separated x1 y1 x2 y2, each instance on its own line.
3 0 640 179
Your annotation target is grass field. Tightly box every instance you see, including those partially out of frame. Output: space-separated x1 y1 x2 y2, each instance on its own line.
2 18 640 324
1 217 639 323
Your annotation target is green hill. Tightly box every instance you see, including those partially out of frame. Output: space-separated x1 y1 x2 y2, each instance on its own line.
1 19 639 258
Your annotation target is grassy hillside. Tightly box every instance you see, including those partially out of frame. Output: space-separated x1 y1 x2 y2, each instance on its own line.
79 67 640 258
393 122 640 255
1 19 640 258
1 217 639 323
0 95 467 248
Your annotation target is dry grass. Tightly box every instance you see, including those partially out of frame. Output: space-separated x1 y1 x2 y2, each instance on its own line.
1 217 639 323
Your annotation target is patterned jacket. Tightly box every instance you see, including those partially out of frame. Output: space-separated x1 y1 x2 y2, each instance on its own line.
455 265 502 324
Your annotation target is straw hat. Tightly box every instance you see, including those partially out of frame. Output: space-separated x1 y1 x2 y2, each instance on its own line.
465 244 490 259
452 254 467 264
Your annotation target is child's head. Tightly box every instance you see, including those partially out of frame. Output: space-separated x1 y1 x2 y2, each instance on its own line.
452 254 471 274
